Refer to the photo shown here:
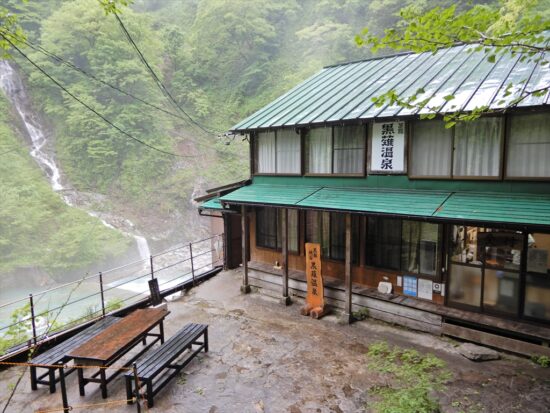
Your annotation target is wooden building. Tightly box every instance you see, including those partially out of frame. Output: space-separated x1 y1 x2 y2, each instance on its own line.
198 44 550 355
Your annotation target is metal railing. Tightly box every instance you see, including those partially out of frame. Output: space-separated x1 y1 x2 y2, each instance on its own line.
0 233 224 358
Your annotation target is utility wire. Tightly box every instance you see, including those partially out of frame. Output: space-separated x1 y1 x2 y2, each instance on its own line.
1 34 195 158
113 12 223 136
1 29 194 125
1 29 225 152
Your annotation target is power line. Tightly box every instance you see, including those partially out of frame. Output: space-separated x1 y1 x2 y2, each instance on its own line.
1 34 195 159
1 29 225 152
1 29 197 126
113 12 223 136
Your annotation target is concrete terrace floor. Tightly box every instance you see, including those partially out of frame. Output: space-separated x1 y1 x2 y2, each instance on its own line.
1 269 550 413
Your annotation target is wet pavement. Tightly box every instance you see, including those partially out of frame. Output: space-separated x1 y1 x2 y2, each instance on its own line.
1 269 550 413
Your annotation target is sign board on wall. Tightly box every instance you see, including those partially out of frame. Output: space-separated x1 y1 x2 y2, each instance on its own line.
302 243 325 318
370 121 406 173
403 275 417 297
418 278 433 301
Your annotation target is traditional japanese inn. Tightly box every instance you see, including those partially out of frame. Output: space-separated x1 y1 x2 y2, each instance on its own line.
198 44 550 354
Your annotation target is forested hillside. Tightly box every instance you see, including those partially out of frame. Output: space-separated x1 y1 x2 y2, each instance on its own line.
0 93 129 275
0 0 495 275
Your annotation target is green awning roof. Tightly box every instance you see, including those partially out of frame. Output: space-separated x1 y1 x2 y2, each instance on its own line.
220 184 550 228
220 184 320 206
298 187 450 217
434 192 550 227
199 197 224 211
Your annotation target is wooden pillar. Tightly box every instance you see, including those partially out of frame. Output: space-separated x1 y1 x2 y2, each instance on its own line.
281 208 291 305
241 205 251 294
339 213 353 324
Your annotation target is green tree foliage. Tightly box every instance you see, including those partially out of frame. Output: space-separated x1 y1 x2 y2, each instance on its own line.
0 95 129 274
356 0 550 123
26 0 173 199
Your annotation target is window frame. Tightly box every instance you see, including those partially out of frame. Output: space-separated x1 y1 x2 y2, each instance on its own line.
446 225 524 317
408 115 505 181
363 216 443 279
255 207 300 254
253 129 303 176
304 124 367 177
503 112 550 182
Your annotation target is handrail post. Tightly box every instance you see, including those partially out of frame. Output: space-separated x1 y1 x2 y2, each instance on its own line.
189 243 195 286
150 255 154 280
99 272 106 317
29 294 37 346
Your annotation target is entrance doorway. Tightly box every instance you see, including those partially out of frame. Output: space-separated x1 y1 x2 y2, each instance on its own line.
447 226 522 317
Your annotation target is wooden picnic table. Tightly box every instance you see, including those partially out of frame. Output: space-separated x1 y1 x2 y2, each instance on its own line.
67 307 169 399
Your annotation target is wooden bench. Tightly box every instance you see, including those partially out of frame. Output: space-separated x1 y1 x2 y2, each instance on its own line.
125 323 208 408
29 316 120 393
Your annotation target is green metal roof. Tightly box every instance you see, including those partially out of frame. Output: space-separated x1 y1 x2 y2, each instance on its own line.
231 45 550 132
220 184 320 206
434 192 550 227
220 183 550 227
199 197 224 211
298 187 450 217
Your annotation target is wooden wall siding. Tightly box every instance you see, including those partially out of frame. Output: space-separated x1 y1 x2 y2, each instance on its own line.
248 266 550 355
248 268 443 335
249 212 444 305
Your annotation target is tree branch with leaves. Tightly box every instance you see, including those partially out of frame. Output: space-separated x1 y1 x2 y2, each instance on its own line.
355 0 550 126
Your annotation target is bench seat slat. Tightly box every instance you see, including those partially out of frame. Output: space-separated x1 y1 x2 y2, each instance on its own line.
129 324 206 379
125 323 208 408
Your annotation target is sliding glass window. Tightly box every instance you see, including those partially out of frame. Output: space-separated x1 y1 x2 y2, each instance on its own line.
524 232 550 321
365 217 441 276
255 130 301 174
448 226 522 315
305 125 365 175
506 113 550 178
410 117 503 179
256 207 298 252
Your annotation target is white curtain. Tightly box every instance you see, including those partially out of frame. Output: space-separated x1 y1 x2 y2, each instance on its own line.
333 125 365 174
410 120 452 177
506 113 550 178
453 117 502 177
307 127 332 173
276 129 301 174
256 132 276 173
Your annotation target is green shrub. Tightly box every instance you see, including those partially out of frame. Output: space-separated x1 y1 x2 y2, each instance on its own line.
366 341 451 413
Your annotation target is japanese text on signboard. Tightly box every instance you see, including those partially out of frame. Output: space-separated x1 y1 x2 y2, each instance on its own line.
371 121 405 173
305 243 324 309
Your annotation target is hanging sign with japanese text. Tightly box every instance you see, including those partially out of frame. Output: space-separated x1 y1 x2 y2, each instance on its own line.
370 121 406 173
303 243 324 315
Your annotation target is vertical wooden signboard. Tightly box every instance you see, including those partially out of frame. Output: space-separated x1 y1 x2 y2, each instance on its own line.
301 243 325 319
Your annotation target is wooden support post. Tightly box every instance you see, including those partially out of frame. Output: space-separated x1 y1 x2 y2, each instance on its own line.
281 208 291 305
339 213 353 324
241 205 251 294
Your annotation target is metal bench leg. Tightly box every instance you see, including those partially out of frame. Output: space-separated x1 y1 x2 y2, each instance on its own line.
146 380 154 408
100 368 108 399
204 328 209 353
48 368 56 394
159 321 165 344
126 377 134 405
30 366 38 391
